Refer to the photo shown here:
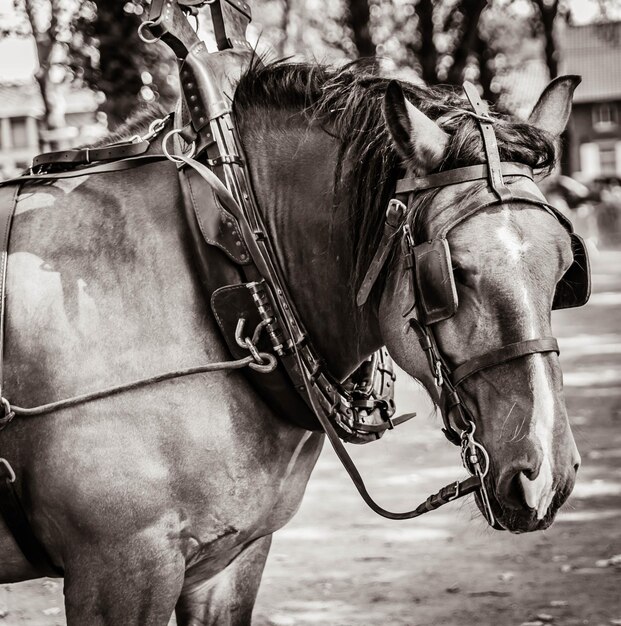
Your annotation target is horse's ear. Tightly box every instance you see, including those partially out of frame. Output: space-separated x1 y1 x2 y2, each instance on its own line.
383 80 448 173
528 75 581 138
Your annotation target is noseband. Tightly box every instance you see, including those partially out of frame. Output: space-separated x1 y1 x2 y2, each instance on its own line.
357 82 591 526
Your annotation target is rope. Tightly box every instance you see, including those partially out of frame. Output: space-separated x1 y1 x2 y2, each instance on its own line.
7 354 272 418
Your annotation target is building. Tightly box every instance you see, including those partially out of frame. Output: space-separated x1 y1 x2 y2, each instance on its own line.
0 79 102 179
562 21 621 181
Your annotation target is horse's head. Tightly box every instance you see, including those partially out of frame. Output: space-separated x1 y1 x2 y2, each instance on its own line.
377 77 583 533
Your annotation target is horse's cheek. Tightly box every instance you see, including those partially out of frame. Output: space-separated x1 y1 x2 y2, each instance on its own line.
378 266 412 356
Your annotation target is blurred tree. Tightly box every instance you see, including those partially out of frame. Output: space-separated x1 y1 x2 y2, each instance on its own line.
5 0 178 136
531 0 562 78
345 0 375 57
73 0 178 129
13 0 74 149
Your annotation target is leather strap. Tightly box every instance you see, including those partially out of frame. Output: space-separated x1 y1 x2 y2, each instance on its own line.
352 411 416 433
463 81 512 202
396 162 533 195
435 189 571 239
451 337 559 387
0 155 169 189
356 199 406 307
31 140 150 170
0 185 18 400
295 336 481 519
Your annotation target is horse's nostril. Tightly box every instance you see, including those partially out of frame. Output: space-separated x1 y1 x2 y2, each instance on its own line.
500 471 528 510
573 462 580 473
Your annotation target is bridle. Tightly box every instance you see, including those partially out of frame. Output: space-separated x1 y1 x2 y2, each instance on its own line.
356 82 590 527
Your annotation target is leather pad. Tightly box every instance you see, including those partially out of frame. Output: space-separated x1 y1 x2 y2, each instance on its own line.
185 166 251 265
414 238 458 324
211 284 321 431
553 233 591 309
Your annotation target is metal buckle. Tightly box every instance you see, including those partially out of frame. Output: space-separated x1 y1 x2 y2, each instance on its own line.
386 198 407 227
0 458 16 483
434 361 444 387
447 480 460 501
402 222 415 248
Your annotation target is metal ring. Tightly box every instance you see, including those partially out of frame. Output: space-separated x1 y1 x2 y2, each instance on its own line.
137 21 160 44
0 458 16 483
162 129 196 164
248 352 277 373
1 397 11 415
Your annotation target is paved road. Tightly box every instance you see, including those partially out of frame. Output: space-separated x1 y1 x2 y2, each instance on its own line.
1 250 620 626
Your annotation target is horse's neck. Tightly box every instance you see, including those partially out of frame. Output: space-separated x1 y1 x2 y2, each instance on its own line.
240 110 382 380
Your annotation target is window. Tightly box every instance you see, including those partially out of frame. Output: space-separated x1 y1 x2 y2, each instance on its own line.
599 143 618 176
11 117 30 148
593 103 619 131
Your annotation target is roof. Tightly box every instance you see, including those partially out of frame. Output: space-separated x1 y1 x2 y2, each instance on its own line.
0 80 44 118
561 21 621 103
0 79 98 119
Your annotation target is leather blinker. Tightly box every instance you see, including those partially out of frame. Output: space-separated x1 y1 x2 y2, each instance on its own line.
413 238 458 325
553 232 591 310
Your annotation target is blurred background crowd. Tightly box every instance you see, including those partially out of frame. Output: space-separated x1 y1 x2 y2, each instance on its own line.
0 0 620 248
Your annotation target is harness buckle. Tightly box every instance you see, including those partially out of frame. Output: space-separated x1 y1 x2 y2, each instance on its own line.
386 198 407 227
434 361 444 387
447 480 460 501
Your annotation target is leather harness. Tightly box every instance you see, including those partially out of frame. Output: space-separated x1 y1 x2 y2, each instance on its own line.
0 1 591 572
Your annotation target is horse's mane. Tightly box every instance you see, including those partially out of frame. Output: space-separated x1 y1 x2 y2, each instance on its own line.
232 60 557 293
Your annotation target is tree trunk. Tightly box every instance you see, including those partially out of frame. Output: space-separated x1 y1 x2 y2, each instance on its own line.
277 0 291 57
533 0 559 79
24 0 66 151
475 30 495 104
345 0 375 58
413 0 438 84
445 0 488 86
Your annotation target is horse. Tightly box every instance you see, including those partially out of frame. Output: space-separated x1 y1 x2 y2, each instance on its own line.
0 61 582 624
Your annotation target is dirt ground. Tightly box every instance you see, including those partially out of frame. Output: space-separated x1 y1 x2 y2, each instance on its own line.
1 250 620 626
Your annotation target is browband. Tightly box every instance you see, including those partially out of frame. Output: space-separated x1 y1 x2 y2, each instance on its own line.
396 162 533 195
357 162 536 308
